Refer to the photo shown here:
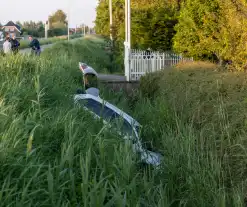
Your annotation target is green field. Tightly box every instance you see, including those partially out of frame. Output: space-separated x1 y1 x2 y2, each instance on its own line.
0 37 246 206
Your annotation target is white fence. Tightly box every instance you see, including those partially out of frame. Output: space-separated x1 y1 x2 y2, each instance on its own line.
129 49 193 81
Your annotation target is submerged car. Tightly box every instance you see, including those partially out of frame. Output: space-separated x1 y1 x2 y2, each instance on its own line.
75 62 163 166
74 93 163 167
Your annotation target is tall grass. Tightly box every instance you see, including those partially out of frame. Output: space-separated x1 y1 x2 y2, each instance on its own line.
132 61 247 206
0 37 168 206
19 34 82 49
2 35 245 206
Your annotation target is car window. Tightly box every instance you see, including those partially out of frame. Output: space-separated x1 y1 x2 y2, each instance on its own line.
78 98 104 117
78 98 120 120
78 98 137 139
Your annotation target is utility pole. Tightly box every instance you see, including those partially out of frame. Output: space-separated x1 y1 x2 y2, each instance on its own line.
83 24 85 36
124 0 131 81
109 0 113 41
128 0 131 49
67 0 70 40
45 21 48 39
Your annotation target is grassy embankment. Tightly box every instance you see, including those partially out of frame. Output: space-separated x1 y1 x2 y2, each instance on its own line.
131 61 247 206
19 34 82 49
100 60 247 206
0 36 172 206
1 34 246 206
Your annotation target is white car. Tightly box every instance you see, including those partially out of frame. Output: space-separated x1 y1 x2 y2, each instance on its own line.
74 93 163 167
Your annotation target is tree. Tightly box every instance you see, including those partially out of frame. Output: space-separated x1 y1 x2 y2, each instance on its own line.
16 21 22 27
49 9 67 29
173 0 247 69
16 20 45 37
95 0 180 51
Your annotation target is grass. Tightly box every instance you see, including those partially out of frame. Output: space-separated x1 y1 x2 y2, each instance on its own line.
19 34 83 49
1 35 246 206
131 61 247 206
0 36 167 206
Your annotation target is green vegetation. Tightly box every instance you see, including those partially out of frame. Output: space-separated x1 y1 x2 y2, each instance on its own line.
0 37 129 206
173 0 247 69
95 0 179 51
133 61 247 205
19 34 82 49
15 10 92 38
94 0 247 202
1 33 247 205
95 0 247 70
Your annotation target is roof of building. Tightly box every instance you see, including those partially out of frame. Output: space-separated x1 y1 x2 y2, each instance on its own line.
3 21 21 32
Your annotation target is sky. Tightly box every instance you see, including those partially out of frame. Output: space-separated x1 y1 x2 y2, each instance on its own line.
0 0 98 27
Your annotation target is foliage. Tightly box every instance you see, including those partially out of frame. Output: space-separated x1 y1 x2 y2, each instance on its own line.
94 0 182 73
48 28 67 37
16 9 86 38
173 0 247 69
19 21 45 38
48 9 68 30
95 0 247 70
95 0 180 51
49 9 67 29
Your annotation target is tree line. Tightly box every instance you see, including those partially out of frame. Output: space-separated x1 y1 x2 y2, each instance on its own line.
95 0 247 69
1 10 91 38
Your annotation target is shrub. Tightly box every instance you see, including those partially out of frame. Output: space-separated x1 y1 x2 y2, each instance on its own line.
139 70 168 99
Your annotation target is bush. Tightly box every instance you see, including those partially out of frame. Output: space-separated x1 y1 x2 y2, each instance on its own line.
139 70 167 99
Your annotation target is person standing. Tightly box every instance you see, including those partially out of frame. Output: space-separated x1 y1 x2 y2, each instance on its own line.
28 35 41 56
3 37 12 55
10 34 20 54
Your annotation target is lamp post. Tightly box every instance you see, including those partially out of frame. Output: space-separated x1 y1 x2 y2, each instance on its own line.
124 0 131 81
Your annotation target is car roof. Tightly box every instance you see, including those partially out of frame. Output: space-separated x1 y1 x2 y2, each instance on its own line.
83 67 98 77
74 94 141 127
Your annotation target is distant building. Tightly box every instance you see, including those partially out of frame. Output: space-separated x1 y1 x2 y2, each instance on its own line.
1 21 22 39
